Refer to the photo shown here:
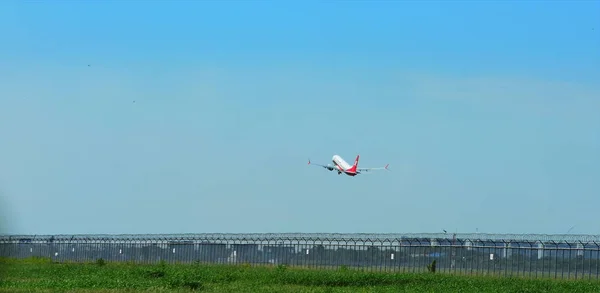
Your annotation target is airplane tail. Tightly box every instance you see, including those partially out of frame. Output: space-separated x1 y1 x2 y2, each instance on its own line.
347 155 359 172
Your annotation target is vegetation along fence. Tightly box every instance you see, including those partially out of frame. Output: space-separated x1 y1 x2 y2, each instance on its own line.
2 233 600 279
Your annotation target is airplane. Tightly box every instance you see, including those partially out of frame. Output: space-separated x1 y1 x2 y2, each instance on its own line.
308 154 389 177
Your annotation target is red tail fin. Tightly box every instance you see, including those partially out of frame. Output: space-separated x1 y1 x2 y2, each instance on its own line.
347 155 359 172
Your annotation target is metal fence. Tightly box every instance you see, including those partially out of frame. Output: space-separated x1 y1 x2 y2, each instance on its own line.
2 233 600 279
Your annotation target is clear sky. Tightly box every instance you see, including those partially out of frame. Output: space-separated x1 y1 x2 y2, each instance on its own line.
1 1 599 236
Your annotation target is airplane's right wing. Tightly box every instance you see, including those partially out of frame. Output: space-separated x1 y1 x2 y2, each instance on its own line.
357 164 390 173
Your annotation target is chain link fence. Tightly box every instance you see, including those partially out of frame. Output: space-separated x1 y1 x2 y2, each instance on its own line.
1 233 599 279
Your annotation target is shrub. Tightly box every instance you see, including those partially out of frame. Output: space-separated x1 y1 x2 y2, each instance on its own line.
427 260 436 273
95 258 105 267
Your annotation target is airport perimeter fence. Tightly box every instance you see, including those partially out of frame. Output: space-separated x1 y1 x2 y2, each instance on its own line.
2 233 600 280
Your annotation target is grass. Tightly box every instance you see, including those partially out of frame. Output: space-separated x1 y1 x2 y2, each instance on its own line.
1 257 600 292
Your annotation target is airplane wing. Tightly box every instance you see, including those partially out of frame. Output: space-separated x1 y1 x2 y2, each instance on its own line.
307 159 336 171
357 164 390 173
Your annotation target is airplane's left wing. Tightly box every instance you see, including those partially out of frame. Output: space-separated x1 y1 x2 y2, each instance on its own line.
307 159 336 171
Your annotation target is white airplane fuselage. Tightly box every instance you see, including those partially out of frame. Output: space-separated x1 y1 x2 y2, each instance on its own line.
332 155 358 176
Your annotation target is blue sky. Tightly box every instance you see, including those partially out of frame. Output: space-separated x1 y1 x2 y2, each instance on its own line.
0 1 599 236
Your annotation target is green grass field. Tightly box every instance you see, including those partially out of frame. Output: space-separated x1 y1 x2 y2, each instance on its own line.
1 257 600 292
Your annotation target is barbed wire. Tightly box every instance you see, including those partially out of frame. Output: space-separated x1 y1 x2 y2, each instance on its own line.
2 232 600 244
